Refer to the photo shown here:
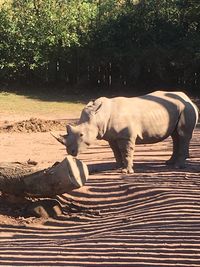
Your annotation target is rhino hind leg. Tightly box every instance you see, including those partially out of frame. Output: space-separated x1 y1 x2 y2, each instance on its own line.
167 112 194 168
175 103 198 168
167 133 191 168
166 130 180 166
174 135 191 168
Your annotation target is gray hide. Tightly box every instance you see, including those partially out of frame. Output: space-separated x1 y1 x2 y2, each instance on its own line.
57 91 199 173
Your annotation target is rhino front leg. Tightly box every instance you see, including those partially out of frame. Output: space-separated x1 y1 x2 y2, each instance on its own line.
117 139 135 174
108 140 123 169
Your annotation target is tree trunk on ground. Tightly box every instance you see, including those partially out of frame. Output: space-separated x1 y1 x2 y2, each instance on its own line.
0 156 88 198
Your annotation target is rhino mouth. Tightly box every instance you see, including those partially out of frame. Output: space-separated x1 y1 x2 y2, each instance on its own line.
70 150 78 157
66 147 78 157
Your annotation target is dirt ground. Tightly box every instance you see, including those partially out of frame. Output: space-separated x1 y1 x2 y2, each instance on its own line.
0 112 200 266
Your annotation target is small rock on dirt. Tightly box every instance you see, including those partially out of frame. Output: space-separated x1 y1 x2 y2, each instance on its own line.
27 199 63 218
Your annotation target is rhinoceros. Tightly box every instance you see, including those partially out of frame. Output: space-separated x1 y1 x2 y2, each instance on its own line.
53 91 199 173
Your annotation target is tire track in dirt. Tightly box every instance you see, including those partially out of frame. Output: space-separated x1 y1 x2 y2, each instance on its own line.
0 129 200 266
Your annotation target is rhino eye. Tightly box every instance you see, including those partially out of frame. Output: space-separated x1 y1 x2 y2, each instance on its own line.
80 133 83 137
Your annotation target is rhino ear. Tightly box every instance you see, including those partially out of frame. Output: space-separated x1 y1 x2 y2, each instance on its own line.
86 100 94 108
93 100 102 114
66 124 75 134
86 99 102 115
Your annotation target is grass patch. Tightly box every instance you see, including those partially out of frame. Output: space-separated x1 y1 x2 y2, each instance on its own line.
0 91 85 119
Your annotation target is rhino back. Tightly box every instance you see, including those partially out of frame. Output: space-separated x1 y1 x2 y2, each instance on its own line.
105 91 192 144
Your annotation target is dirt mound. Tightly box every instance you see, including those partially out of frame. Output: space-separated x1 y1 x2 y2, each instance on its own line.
0 118 68 133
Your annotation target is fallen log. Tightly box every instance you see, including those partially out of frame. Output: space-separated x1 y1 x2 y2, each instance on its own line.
0 156 88 198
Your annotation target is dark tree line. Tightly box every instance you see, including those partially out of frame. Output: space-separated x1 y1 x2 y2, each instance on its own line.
0 0 200 94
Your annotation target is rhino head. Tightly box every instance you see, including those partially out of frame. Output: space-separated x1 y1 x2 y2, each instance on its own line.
52 98 107 156
51 123 98 157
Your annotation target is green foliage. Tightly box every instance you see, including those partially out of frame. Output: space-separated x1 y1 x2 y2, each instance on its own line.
0 0 97 82
90 0 200 91
0 0 200 93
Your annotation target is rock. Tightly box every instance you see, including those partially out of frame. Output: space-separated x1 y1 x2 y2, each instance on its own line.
27 199 63 218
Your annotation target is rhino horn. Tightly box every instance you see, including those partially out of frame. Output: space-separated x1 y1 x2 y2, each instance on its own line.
50 132 67 146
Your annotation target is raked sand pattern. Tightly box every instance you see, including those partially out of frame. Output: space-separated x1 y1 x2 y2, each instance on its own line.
0 127 200 267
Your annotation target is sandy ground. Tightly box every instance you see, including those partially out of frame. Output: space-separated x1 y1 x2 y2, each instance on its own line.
0 113 200 266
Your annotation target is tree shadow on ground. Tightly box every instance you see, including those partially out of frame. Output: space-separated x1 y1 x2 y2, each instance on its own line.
0 85 90 103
